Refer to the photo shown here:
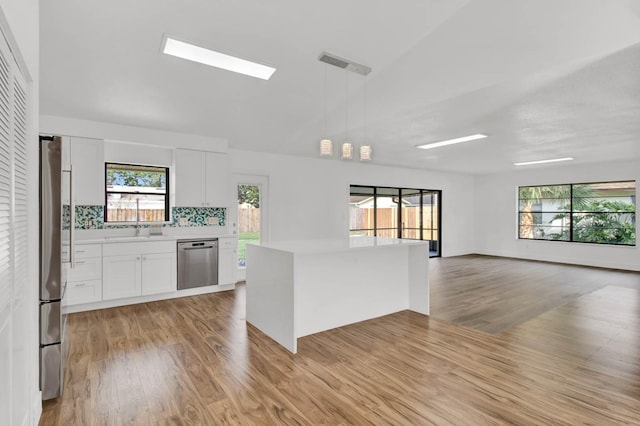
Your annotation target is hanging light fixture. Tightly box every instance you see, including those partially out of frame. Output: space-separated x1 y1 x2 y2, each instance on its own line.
359 145 372 161
317 52 371 160
320 139 333 156
359 72 372 161
319 63 333 156
342 69 353 160
342 142 353 160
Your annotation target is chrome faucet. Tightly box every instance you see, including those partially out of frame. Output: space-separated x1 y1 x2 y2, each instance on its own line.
135 198 141 236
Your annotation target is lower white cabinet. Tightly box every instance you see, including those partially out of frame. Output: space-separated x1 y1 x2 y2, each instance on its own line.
103 241 176 301
102 255 141 300
66 243 103 305
218 237 237 285
141 252 176 295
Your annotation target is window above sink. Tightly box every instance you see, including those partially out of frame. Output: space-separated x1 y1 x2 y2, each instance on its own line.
105 162 170 223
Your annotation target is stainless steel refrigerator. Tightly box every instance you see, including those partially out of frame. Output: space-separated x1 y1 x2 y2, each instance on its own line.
40 135 74 400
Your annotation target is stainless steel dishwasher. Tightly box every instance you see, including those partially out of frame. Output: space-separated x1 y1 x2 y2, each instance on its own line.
177 238 219 289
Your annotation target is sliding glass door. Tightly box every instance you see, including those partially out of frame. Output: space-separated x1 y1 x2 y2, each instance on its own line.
422 191 440 257
376 187 399 238
400 189 421 239
349 185 442 257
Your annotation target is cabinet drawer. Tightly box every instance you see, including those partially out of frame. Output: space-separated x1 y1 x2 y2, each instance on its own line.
74 244 102 259
67 258 102 281
66 279 102 305
63 243 102 260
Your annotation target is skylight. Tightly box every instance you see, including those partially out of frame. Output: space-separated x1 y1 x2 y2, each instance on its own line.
161 36 276 80
416 134 488 150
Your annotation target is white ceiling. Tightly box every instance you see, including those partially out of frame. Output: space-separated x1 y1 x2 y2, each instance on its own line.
40 0 640 175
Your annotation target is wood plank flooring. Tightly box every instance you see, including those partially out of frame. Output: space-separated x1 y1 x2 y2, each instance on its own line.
40 255 640 425
430 254 640 333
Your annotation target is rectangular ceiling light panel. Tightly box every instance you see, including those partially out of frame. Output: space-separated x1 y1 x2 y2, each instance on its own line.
514 157 574 166
416 134 488 150
162 36 276 80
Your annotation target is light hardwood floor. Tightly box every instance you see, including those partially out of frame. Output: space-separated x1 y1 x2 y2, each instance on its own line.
40 255 640 425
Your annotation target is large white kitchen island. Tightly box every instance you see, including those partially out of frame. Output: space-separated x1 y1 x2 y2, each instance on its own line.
246 236 429 353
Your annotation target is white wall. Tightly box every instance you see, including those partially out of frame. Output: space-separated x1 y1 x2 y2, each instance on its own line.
38 115 477 256
103 140 173 167
37 115 478 257
40 115 228 153
230 149 476 257
475 160 639 271
0 0 40 424
0 0 37 76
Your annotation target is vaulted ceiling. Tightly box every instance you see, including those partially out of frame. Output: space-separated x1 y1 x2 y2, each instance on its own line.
40 0 640 174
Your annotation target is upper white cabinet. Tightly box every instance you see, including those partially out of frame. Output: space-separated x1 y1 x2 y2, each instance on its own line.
174 149 204 206
70 137 104 205
204 152 229 207
175 149 229 207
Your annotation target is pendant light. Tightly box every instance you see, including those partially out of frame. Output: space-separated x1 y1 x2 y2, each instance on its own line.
317 51 372 160
360 145 372 161
319 63 333 156
342 142 353 160
342 69 353 160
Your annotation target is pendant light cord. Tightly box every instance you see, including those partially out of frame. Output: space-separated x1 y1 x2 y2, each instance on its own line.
324 63 328 137
345 69 348 140
364 74 367 145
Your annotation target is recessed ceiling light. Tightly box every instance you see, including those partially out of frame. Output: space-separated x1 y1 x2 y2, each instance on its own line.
161 35 276 80
416 134 488 150
514 157 574 166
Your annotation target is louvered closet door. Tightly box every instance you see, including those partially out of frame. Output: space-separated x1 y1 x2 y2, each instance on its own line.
0 26 11 314
12 54 29 422
12 69 27 299
0 29 14 425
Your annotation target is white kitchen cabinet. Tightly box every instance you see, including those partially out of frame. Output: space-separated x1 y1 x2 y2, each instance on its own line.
218 237 237 285
175 149 229 207
204 152 229 207
141 252 176 295
65 243 103 305
102 255 141 300
70 137 104 205
174 149 204 206
103 240 176 301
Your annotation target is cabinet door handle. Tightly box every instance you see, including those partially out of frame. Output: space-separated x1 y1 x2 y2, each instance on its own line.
75 283 86 287
75 260 86 264
137 257 141 260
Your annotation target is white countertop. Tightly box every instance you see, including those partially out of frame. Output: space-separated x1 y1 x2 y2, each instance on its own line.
75 232 237 244
249 236 428 255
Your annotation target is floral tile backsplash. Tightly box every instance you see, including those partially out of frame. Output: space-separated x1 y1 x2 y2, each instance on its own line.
172 207 226 227
80 205 105 229
63 205 226 229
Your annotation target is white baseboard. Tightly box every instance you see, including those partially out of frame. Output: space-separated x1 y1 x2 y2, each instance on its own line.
475 249 640 272
63 283 236 314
